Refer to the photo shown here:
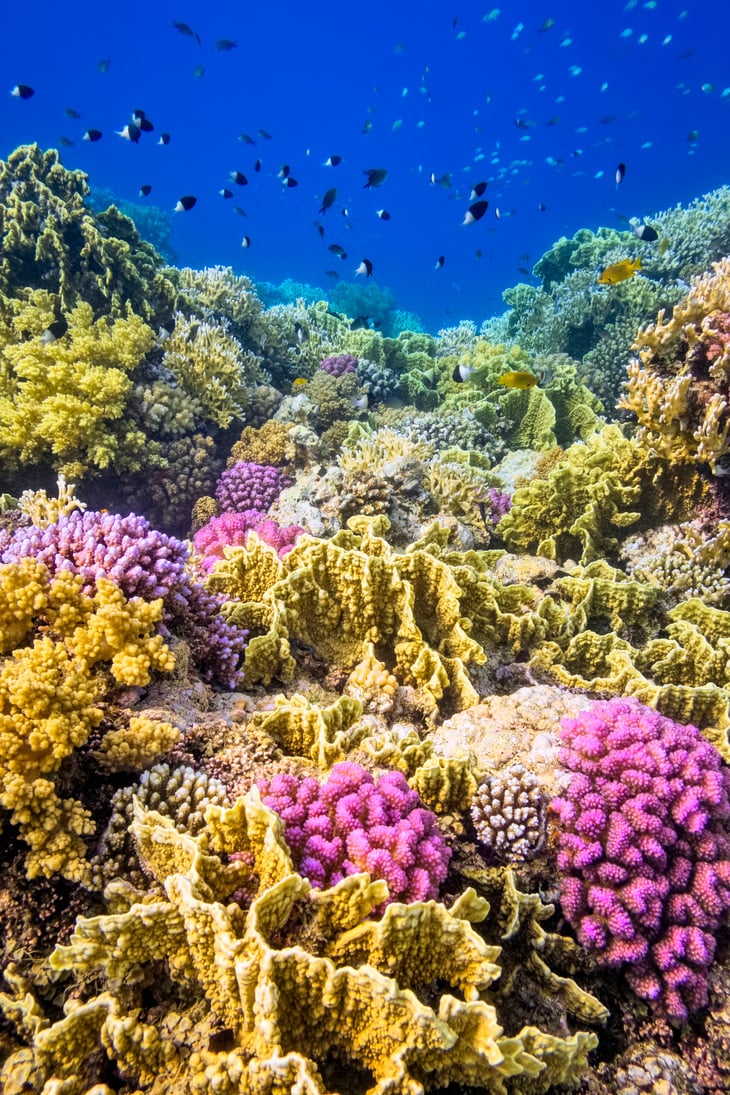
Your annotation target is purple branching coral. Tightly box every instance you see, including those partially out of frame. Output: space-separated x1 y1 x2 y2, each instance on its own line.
258 761 451 906
215 461 291 514
193 510 306 570
0 510 247 687
551 696 730 1021
318 353 358 377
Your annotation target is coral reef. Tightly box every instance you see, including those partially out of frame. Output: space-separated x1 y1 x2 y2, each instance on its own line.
471 764 546 862
215 461 292 514
552 697 730 1021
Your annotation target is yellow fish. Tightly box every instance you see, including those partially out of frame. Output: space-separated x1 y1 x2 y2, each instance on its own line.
497 370 538 390
597 256 642 285
292 377 308 389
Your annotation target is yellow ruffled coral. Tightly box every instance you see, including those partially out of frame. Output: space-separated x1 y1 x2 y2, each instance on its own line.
0 294 157 478
251 693 366 768
0 560 175 879
1 795 601 1095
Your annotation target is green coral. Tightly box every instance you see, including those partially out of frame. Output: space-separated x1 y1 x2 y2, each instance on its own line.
0 144 178 326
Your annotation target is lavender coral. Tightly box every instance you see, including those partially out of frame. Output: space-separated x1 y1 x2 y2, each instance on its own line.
318 353 358 377
193 510 305 570
258 760 451 904
215 461 291 514
0 510 246 687
551 697 730 1021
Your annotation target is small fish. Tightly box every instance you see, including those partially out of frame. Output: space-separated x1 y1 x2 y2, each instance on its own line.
234 207 248 216
470 181 488 199
319 188 337 214
139 184 152 197
83 128 103 142
597 256 642 284
278 164 290 178
363 167 388 188
633 223 659 242
462 200 488 224
98 59 111 73
239 133 256 144
174 195 197 212
172 20 196 37
230 170 248 185
376 209 390 220
538 202 547 211
452 362 477 383
158 132 171 146
219 188 233 198
539 17 555 32
258 128 273 139
283 177 298 188
350 394 369 412
59 136 75 148
324 154 342 166
64 107 81 119
116 123 141 143
430 171 452 188
325 270 340 279
497 370 538 390
362 119 373 134
475 249 483 259
11 84 35 99
435 255 445 269
687 130 699 142
40 317 68 343
616 161 627 184
216 39 237 51
294 323 308 344
254 159 262 171
241 235 251 248
355 258 373 277
292 377 308 389
193 65 205 78
314 221 325 238
494 207 501 219
328 244 348 258
132 111 154 133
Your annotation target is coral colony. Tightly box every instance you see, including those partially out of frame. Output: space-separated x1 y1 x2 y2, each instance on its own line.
4 140 730 1091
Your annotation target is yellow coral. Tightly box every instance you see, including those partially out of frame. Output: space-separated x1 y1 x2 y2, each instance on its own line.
251 693 366 768
0 296 157 478
95 715 180 771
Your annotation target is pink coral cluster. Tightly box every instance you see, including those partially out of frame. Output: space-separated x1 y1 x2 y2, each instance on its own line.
318 353 358 377
215 461 291 514
258 761 451 906
193 510 306 570
551 697 730 1021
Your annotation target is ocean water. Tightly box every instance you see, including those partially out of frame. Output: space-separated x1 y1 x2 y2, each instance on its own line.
2 0 728 331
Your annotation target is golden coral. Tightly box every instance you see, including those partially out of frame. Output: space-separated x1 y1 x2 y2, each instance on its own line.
95 715 180 772
0 560 175 879
0 794 602 1095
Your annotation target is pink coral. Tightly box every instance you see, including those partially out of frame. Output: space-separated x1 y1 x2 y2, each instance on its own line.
193 511 305 570
551 697 730 1021
258 761 451 906
215 461 291 514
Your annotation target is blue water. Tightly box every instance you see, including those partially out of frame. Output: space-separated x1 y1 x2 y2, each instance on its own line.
2 0 728 331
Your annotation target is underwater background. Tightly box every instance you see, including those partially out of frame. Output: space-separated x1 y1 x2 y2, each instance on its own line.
4 2 730 1094
3 0 730 328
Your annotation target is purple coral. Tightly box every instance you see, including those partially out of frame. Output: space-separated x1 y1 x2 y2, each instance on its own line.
193 510 306 570
215 461 291 514
0 510 247 688
318 353 358 377
551 697 730 1021
486 487 512 522
259 761 451 905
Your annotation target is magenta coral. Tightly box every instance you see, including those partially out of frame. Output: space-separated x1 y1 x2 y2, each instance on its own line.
318 353 358 377
258 761 451 905
0 510 247 687
551 697 730 1021
193 510 306 570
215 461 291 514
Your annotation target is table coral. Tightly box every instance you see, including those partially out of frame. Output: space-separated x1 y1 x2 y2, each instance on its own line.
551 696 730 1021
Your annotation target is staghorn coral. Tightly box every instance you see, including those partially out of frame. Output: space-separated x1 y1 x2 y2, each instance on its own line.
552 697 730 1021
0 559 174 880
0 144 178 326
0 792 599 1094
0 294 159 480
